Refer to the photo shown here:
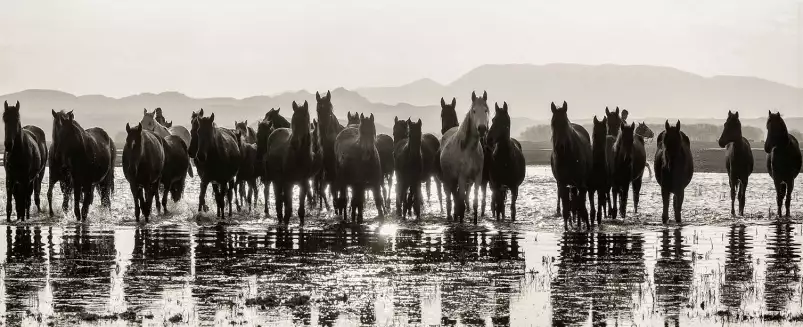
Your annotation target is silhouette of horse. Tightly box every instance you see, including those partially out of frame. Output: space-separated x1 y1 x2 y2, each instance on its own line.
256 118 275 214
188 110 210 212
310 119 328 210
550 101 593 230
190 110 242 218
122 123 165 221
654 120 694 223
486 102 525 221
589 115 609 223
439 91 490 224
612 122 647 219
421 131 442 211
334 113 385 223
393 117 410 209
764 111 802 217
51 110 116 220
394 119 424 219
315 91 346 213
265 107 290 129
235 130 260 212
47 137 72 216
376 133 395 208
3 101 47 221
159 134 191 213
265 101 315 225
718 111 754 216
235 120 257 144
141 108 194 178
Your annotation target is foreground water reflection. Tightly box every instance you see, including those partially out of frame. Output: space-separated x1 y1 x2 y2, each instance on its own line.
0 222 801 326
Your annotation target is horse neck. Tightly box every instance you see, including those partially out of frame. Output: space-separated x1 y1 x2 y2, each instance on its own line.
442 118 458 135
408 134 422 157
592 135 607 155
551 120 574 151
457 112 479 148
7 122 24 155
65 123 88 158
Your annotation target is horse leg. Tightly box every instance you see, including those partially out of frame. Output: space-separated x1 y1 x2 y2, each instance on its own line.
82 185 94 221
511 187 518 221
73 183 83 221
6 183 14 221
226 182 234 218
596 189 605 224
738 177 748 217
47 179 56 217
161 182 170 214
472 180 480 225
784 180 794 218
436 177 443 212
198 180 209 213
34 177 42 213
248 180 257 212
774 180 785 218
660 188 670 224
559 184 570 230
481 182 487 217
632 177 642 215
555 182 561 217
444 183 453 221
282 183 292 225
130 184 140 221
729 178 737 217
62 181 72 214
413 181 422 220
620 183 630 219
587 189 595 226
673 191 684 223
395 177 403 217
298 182 308 226
273 182 284 223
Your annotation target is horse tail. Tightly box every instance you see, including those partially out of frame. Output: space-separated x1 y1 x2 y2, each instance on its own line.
645 162 652 179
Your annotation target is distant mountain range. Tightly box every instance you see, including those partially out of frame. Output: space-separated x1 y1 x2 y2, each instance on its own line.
1 63 801 143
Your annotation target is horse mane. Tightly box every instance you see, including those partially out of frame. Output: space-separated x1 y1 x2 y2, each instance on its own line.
456 110 479 150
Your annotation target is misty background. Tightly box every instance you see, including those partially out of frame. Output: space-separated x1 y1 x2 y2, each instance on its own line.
1 0 802 147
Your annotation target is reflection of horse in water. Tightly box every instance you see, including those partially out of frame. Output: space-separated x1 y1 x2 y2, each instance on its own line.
720 224 753 311
653 228 693 323
764 222 801 314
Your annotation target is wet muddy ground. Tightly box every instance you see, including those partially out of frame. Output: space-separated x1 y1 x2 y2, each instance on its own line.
0 166 802 326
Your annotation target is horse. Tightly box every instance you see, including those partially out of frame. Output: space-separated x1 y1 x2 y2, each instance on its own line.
51 110 116 220
3 101 47 221
394 119 425 219
376 133 395 208
421 131 442 212
265 107 291 129
611 122 647 219
189 110 242 218
550 101 593 230
718 111 754 217
635 121 655 179
122 123 165 222
588 115 609 223
159 133 191 213
235 130 260 212
256 119 275 214
47 139 72 217
310 119 328 210
764 111 802 218
486 102 525 221
346 112 360 127
334 113 385 223
439 91 490 224
393 117 410 212
265 101 315 225
654 120 694 223
141 108 194 178
315 91 346 214
235 120 257 144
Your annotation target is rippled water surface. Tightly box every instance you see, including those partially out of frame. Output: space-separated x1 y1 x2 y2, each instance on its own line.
1 166 802 326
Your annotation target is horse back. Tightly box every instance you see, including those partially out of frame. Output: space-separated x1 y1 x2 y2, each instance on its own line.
161 135 189 183
376 134 394 174
421 133 440 176
169 125 191 148
769 134 802 180
23 125 47 170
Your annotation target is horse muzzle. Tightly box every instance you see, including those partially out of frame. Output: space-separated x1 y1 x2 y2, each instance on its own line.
478 125 488 136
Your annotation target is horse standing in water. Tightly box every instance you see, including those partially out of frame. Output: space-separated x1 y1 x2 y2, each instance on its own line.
764 111 802 218
190 111 241 218
315 91 346 214
550 101 593 230
611 122 647 219
486 102 525 221
235 130 259 211
3 101 47 221
256 119 275 214
159 133 191 213
376 132 395 208
47 130 72 217
122 123 165 222
334 113 385 223
589 116 609 223
140 108 194 178
718 111 753 217
654 120 694 223
51 110 116 220
439 91 489 224
265 101 315 225
394 119 424 219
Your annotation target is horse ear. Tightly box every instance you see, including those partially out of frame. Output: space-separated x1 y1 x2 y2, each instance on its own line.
551 102 557 113
630 122 635 130
675 120 681 130
441 97 446 107
605 107 610 115
768 110 773 117
15 101 19 109
3 101 7 110
126 123 131 133
417 118 422 126
734 111 739 119
471 91 477 102
303 100 308 109
199 108 204 117
495 102 500 111
52 109 57 118
292 101 299 110
244 120 248 125
503 102 508 111
144 108 148 115
665 120 670 130
593 115 599 124
68 111 74 120
562 101 568 111
210 113 215 122
615 107 620 115
326 90 331 100
451 97 456 108
137 122 142 129
482 91 487 101
360 113 365 120
602 116 608 124
316 92 321 102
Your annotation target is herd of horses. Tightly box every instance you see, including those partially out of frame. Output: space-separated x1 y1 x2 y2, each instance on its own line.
2 93 801 229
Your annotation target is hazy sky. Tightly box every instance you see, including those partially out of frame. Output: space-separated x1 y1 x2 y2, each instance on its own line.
1 0 801 98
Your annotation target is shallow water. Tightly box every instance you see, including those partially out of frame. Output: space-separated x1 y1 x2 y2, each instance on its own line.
0 166 802 326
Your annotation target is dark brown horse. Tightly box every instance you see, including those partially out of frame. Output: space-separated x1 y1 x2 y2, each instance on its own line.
256 118 275 214
3 101 47 221
394 119 424 219
265 101 315 224
235 120 257 144
589 116 609 223
611 122 648 219
486 102 525 221
421 132 442 211
235 130 260 212
159 134 191 213
376 133 395 208
265 107 290 129
654 120 694 223
718 111 753 216
51 110 116 220
47 138 72 217
764 111 802 217
315 91 346 214
334 113 385 223
122 123 165 222
550 101 592 230
190 111 242 218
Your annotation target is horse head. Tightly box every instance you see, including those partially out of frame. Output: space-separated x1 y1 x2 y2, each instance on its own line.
291 100 311 148
235 120 250 139
256 119 274 159
765 110 789 153
469 91 490 137
315 90 334 127
591 115 608 143
188 109 205 158
3 101 21 151
195 112 217 161
440 97 458 135
393 116 409 143
408 118 423 148
636 121 654 139
718 110 742 148
141 108 169 135
605 107 622 137
618 122 636 155
124 122 145 172
346 112 361 127
358 113 377 147
550 101 572 148
487 102 511 147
